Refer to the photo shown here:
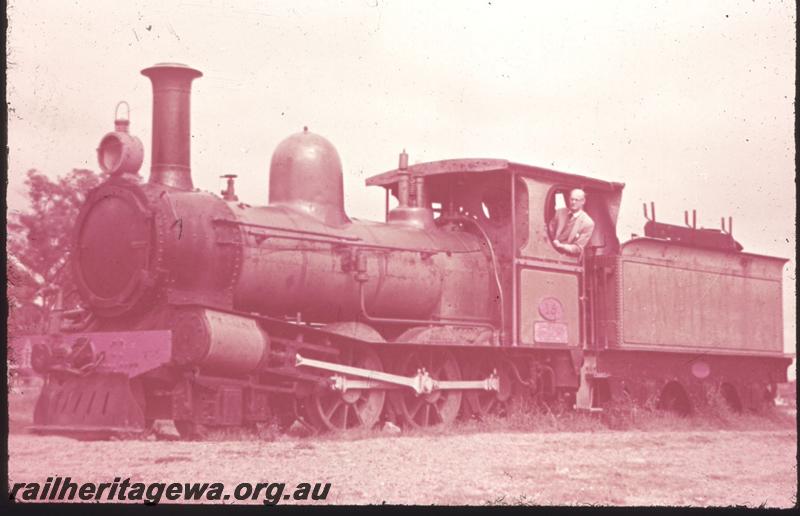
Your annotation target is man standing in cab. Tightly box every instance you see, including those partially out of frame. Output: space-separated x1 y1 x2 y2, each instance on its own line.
549 188 595 257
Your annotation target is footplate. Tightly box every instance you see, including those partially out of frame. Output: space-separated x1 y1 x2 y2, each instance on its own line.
30 373 147 435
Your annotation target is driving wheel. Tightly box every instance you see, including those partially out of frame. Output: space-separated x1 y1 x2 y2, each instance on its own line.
391 348 462 428
463 357 514 418
304 346 386 431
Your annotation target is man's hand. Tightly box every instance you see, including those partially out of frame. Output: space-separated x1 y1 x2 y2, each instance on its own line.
552 239 579 256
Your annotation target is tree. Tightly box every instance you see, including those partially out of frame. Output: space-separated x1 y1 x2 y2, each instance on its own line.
7 258 43 334
7 168 107 333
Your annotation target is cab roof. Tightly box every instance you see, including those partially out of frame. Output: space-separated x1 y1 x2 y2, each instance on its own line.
365 158 625 192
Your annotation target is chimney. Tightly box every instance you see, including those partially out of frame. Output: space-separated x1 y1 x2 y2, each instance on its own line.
141 63 202 190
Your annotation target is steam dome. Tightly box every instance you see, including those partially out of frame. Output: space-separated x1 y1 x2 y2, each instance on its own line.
268 128 349 226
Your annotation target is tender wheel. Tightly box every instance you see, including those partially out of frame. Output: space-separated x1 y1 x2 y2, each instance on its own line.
657 381 692 416
392 348 462 428
719 382 742 413
304 346 386 432
463 358 514 418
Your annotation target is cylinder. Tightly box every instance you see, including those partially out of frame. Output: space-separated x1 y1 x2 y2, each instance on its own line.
141 63 202 191
171 308 270 375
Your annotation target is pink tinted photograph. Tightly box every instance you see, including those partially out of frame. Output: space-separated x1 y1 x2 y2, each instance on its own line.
5 0 796 508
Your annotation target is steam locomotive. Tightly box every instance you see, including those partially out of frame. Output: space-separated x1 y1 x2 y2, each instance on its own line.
27 63 791 437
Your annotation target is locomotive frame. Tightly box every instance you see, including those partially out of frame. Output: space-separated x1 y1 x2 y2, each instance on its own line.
23 63 791 438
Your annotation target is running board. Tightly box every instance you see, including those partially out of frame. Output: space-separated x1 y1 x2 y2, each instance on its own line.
295 354 498 395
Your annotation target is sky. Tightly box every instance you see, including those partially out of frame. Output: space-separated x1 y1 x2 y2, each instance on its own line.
6 1 796 365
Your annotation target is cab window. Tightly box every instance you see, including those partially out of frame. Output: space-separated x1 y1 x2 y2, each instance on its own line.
545 188 568 227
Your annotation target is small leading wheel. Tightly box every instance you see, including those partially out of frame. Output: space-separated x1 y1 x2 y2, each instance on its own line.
129 377 152 433
392 348 462 428
174 420 208 440
304 346 386 432
463 358 514 418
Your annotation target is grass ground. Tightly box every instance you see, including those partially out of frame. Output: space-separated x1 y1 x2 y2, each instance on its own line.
8 383 796 506
8 382 795 441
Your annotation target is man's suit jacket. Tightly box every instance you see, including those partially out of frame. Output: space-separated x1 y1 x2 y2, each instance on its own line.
548 208 595 256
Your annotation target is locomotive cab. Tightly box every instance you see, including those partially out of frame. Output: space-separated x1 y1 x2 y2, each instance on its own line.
366 160 625 350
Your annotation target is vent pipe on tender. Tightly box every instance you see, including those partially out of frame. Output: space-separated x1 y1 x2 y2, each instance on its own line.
141 63 202 191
